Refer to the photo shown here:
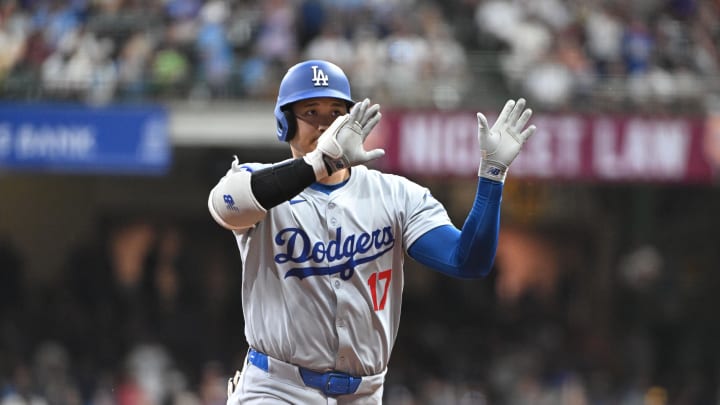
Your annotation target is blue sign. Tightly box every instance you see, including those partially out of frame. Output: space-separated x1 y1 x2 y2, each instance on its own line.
0 103 170 174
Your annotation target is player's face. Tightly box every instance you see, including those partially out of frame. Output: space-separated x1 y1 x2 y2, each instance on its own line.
289 97 348 157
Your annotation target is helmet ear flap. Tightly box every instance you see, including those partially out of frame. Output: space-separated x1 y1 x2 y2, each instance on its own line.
275 106 297 142
283 109 297 142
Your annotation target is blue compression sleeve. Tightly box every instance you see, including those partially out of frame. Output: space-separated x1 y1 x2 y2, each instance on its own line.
408 178 503 279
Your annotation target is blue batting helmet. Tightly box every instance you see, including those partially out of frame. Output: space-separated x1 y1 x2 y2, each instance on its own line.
274 60 354 142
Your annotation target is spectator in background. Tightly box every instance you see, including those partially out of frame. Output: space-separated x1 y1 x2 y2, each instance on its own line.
421 5 468 109
583 4 624 79
475 1 554 92
31 0 80 50
622 16 658 107
303 22 354 71
237 0 299 99
196 0 234 98
254 0 297 65
346 23 385 101
522 27 593 109
32 341 82 404
15 27 52 71
382 11 431 106
165 0 203 22
151 34 190 98
296 0 326 50
524 0 573 33
116 31 154 100
621 16 655 76
523 56 573 110
0 0 27 82
693 1 720 76
83 32 118 105
197 362 228 405
163 0 202 48
0 362 48 405
40 27 74 97
40 25 118 102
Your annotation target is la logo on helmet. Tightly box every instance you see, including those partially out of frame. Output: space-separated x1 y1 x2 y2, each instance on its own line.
311 65 329 87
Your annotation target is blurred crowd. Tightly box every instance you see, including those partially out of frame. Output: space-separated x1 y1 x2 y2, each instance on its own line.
2 183 720 404
471 0 720 111
0 0 471 107
1 219 247 405
0 0 718 110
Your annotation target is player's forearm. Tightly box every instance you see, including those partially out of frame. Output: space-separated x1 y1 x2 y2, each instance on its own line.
455 178 503 276
408 178 502 278
251 158 319 208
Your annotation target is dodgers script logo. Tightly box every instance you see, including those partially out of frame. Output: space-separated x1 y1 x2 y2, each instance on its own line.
274 226 394 280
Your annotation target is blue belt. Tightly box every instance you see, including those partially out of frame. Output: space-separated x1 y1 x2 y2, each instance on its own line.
248 348 362 397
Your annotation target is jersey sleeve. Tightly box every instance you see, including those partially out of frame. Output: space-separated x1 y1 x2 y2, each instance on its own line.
400 180 454 251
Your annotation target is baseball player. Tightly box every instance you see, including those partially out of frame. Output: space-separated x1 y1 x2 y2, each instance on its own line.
208 59 536 404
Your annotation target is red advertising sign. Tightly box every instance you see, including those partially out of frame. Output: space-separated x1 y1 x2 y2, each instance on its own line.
371 110 718 183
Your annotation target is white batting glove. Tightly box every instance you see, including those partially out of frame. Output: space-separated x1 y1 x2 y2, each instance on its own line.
477 98 536 183
304 98 385 179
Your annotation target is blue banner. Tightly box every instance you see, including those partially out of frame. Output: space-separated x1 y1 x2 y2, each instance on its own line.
0 103 170 175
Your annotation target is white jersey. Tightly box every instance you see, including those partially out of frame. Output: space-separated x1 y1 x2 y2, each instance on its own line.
224 163 452 377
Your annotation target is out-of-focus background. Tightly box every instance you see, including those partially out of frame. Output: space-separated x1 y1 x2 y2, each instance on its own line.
1 0 720 404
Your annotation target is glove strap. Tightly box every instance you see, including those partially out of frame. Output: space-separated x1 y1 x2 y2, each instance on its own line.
478 160 507 183
303 150 330 180
304 150 351 179
322 155 351 174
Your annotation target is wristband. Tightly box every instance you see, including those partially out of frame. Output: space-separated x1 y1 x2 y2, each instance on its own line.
478 159 507 183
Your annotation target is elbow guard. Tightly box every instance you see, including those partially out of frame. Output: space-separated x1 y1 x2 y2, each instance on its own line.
208 170 267 230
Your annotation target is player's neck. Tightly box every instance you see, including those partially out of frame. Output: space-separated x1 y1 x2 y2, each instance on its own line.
319 168 350 185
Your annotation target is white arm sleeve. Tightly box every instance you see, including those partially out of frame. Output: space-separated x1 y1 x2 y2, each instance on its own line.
208 170 267 230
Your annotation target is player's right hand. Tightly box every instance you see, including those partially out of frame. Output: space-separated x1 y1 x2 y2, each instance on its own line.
309 98 385 177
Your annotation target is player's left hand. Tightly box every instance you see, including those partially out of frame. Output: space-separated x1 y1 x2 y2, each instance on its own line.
476 98 536 183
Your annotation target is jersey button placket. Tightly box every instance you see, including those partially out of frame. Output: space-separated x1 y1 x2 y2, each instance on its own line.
334 284 354 370
326 197 351 367
326 199 341 285
328 200 338 227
